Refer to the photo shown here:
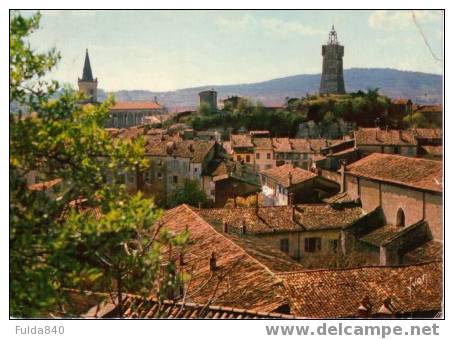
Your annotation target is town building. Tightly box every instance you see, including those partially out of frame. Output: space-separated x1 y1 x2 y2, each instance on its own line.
198 89 218 112
341 153 443 243
277 261 442 318
413 104 442 128
105 101 167 128
388 99 413 128
319 26 345 95
354 128 418 157
260 164 339 206
77 49 98 104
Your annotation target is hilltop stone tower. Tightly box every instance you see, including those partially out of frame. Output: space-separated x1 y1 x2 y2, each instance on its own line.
198 89 218 112
78 49 98 103
319 26 346 95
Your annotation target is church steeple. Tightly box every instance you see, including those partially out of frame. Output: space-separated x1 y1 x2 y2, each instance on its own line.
78 48 98 103
82 49 94 81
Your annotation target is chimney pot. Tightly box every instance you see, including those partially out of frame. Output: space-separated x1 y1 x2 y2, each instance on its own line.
241 220 246 235
223 221 228 233
288 172 293 186
210 252 217 271
356 295 372 318
179 252 185 266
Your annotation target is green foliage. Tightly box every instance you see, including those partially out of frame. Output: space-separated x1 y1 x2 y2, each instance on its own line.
403 112 427 128
198 102 211 115
10 11 187 317
167 179 210 208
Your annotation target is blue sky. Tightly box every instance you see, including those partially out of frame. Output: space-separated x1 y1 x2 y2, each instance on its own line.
22 10 443 92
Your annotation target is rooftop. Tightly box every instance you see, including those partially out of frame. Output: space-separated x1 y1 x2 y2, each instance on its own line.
195 204 365 234
261 164 317 188
145 139 215 163
345 153 442 193
154 205 288 312
111 101 163 111
277 261 442 318
86 294 302 319
354 128 417 146
27 178 62 191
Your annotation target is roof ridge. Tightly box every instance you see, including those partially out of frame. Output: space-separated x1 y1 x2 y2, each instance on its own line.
276 260 442 276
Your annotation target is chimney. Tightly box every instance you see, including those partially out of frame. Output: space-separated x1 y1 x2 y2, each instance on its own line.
209 252 217 272
376 298 395 318
179 252 185 266
340 160 346 193
398 130 403 141
356 296 372 318
222 221 228 233
189 143 194 152
288 172 293 187
241 219 247 235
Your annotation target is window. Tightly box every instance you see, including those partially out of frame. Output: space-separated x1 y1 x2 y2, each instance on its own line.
280 238 290 253
246 155 251 163
396 208 405 227
305 237 321 253
303 153 308 160
393 146 399 154
267 153 271 160
256 153 260 159
329 239 339 252
237 155 241 161
173 176 178 184
157 172 163 180
194 167 198 172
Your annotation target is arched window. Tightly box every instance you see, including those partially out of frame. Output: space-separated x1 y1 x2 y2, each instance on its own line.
396 208 405 227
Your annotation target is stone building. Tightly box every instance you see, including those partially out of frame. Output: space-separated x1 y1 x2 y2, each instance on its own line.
341 153 442 242
198 89 218 112
260 164 339 206
319 26 346 95
105 101 167 128
78 49 98 104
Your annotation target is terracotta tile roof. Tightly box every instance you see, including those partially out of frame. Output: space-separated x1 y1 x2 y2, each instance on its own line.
27 178 62 191
293 205 365 231
214 231 304 272
231 134 253 148
145 140 215 163
277 262 442 318
86 295 302 319
270 138 290 152
360 224 407 247
414 128 442 140
391 98 412 105
421 145 443 157
252 137 273 149
156 205 288 312
261 164 317 188
111 101 163 110
345 153 442 193
402 241 443 264
195 204 365 234
354 128 417 146
413 104 442 114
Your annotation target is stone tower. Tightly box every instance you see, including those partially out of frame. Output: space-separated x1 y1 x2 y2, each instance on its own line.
319 26 345 95
78 49 98 103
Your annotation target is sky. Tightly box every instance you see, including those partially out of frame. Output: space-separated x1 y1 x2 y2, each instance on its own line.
21 10 444 92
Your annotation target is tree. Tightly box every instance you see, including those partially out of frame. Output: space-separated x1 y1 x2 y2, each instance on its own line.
167 179 210 208
10 11 186 317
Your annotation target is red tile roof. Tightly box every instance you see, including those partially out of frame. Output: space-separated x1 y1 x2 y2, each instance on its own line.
346 153 442 193
261 164 317 188
277 261 442 318
145 139 215 163
155 205 288 312
86 295 302 319
231 134 254 148
27 178 62 191
391 98 412 105
195 204 365 234
354 128 417 146
414 128 442 140
413 104 442 114
111 101 163 110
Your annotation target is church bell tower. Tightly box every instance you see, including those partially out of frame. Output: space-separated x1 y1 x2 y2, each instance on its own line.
78 49 98 103
319 26 346 95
